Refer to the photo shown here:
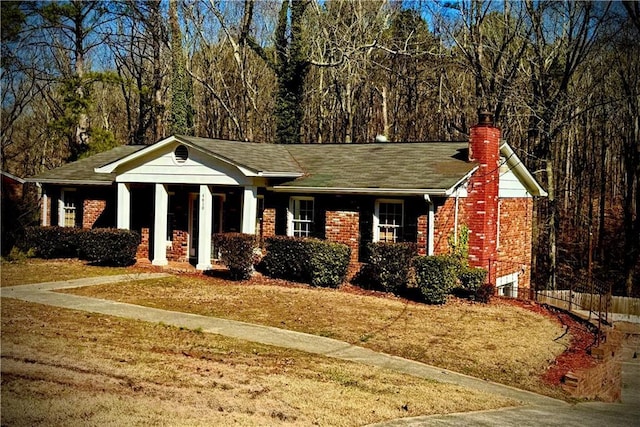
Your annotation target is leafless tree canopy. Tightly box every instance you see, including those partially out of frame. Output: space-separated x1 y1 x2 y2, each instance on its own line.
2 0 638 295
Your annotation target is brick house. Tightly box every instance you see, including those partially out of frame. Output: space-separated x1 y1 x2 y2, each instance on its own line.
28 112 546 295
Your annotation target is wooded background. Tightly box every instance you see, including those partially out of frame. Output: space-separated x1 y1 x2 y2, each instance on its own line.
2 0 638 296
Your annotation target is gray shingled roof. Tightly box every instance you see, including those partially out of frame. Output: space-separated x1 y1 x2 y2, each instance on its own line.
282 142 475 192
28 138 477 193
176 136 301 174
27 145 145 185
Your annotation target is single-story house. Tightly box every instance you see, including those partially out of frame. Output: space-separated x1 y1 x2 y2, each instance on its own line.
27 112 546 295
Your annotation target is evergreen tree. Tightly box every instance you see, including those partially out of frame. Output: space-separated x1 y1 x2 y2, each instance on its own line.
168 0 194 136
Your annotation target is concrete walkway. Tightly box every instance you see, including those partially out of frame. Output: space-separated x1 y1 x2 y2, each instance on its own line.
2 274 638 426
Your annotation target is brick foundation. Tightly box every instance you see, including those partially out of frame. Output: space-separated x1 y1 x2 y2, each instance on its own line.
325 210 360 275
168 230 189 262
562 328 623 402
137 228 150 260
82 199 107 229
417 214 428 256
262 208 276 239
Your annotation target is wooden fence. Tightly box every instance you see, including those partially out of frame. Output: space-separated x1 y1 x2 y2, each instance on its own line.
536 290 640 316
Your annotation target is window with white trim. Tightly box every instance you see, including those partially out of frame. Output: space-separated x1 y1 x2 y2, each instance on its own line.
288 197 314 237
59 189 77 227
374 199 404 243
496 272 519 298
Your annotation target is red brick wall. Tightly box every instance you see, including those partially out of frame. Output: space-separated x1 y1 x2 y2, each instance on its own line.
82 199 107 229
496 198 533 290
262 208 276 239
137 227 150 260
325 210 360 273
168 230 189 262
466 122 500 272
562 329 623 402
417 214 428 256
433 198 464 255
42 191 52 226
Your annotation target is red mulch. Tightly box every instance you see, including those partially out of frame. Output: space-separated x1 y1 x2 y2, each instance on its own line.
499 298 599 386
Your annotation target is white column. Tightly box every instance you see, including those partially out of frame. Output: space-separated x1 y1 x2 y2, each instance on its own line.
41 189 48 226
428 199 435 256
58 190 65 227
241 185 258 234
152 183 168 266
116 183 131 229
196 184 213 270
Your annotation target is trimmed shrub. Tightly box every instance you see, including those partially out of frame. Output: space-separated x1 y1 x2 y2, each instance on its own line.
308 240 351 288
454 267 488 300
261 236 350 288
213 233 257 280
364 242 418 294
21 226 82 258
475 283 495 303
261 236 312 283
413 255 461 304
78 228 141 266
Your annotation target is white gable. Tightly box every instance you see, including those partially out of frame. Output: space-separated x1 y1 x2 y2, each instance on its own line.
499 159 531 198
114 141 250 185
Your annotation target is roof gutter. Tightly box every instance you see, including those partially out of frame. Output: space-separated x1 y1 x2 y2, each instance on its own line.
269 186 450 196
24 178 114 186
444 165 478 196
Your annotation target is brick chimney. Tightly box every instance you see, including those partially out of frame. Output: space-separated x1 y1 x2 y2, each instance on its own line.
466 110 500 277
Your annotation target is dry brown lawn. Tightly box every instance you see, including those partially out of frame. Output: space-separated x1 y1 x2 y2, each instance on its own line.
1 297 513 426
0 258 142 287
55 272 569 397
1 258 570 426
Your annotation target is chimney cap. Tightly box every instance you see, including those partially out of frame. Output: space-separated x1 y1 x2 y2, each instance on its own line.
478 110 494 126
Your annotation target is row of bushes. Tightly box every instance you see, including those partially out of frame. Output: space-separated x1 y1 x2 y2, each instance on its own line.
260 236 351 288
212 234 351 287
213 235 491 303
360 242 491 304
21 227 489 304
20 226 140 266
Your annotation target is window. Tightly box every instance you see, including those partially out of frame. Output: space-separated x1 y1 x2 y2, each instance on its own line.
496 272 519 298
374 200 403 243
59 189 77 227
288 197 314 237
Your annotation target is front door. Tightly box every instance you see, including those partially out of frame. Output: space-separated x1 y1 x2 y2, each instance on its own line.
188 193 199 258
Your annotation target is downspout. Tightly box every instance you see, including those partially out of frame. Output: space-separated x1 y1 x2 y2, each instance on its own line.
424 194 435 256
454 194 459 245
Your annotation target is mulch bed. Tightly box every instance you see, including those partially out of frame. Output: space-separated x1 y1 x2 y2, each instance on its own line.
500 298 599 386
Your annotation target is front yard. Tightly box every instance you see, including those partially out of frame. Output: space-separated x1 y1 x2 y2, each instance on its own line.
1 258 573 424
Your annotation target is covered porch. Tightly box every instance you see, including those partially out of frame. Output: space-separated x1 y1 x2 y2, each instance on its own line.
116 182 258 270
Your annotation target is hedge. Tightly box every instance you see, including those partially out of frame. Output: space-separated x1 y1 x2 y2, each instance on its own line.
413 255 461 304
21 226 83 259
261 236 350 288
77 228 141 266
454 267 488 300
363 242 417 294
213 233 257 280
21 226 140 266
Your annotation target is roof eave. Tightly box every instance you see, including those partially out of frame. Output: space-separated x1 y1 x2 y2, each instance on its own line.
444 165 479 196
25 178 114 186
259 172 305 178
269 186 450 196
500 142 548 197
